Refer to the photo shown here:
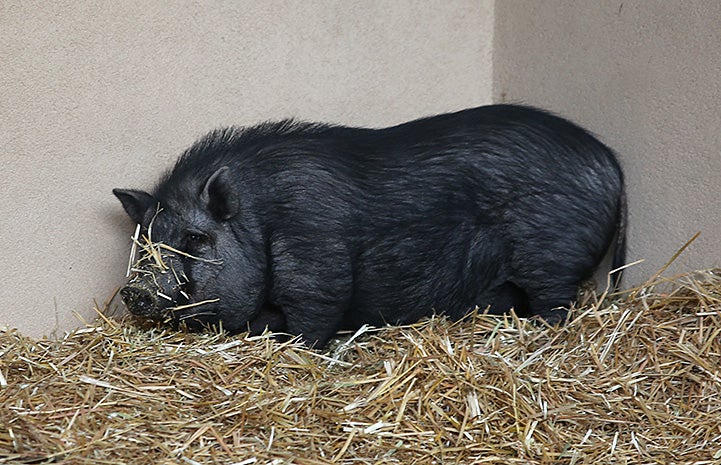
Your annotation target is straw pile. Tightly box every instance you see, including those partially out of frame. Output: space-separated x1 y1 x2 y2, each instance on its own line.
2 270 721 464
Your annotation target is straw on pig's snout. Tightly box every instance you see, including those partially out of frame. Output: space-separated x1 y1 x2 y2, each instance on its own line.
168 298 221 312
122 214 223 317
125 223 141 277
157 243 223 265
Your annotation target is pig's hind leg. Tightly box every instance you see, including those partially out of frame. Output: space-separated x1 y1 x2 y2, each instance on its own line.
516 272 582 326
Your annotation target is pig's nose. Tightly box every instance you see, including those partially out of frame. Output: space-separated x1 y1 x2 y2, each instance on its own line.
120 286 157 316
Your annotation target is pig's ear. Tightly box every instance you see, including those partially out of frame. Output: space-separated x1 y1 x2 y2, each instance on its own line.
201 166 239 220
113 188 155 225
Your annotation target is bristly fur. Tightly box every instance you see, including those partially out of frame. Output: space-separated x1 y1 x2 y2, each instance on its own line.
165 120 334 181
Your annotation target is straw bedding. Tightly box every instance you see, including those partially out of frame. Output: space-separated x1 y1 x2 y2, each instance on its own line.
2 270 721 464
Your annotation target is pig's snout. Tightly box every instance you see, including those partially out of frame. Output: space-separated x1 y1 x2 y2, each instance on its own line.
120 285 159 317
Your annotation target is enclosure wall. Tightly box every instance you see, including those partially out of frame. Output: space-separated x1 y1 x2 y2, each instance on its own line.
3 2 721 338
494 1 721 285
0 1 494 337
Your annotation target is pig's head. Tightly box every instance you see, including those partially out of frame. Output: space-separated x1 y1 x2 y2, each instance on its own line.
113 166 267 333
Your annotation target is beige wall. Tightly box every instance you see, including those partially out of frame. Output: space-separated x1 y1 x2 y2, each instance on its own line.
4 1 720 338
0 1 494 337
494 1 721 285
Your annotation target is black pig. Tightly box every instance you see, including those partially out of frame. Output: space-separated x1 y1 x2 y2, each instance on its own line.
113 104 626 347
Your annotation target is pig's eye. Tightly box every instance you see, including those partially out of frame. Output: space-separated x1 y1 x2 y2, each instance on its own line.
183 232 210 253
